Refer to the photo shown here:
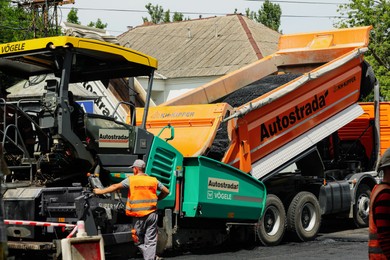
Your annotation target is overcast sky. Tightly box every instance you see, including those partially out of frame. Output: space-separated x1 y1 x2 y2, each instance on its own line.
58 0 349 36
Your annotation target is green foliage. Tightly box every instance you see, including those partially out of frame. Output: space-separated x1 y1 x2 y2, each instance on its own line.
0 0 33 42
0 3 108 88
67 7 81 25
0 1 31 88
143 3 164 24
172 12 184 22
163 10 171 23
88 18 107 29
66 7 107 29
245 0 282 32
336 0 390 100
143 3 185 24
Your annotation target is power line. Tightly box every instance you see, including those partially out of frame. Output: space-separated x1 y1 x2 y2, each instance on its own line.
57 4 347 34
59 6 345 19
246 0 346 5
59 7 228 16
283 14 344 18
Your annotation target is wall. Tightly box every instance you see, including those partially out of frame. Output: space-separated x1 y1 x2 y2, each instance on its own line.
138 76 219 105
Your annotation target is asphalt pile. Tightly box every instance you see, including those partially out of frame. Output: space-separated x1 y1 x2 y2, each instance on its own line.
206 73 302 161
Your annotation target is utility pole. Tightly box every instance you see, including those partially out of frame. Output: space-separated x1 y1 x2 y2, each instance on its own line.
17 0 75 38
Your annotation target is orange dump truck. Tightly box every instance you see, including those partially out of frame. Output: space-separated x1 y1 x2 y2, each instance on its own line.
135 26 384 245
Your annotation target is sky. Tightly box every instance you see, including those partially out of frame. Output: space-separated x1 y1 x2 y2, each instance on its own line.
58 0 350 36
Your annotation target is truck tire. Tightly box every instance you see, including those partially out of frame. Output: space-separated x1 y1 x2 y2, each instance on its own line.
353 184 371 227
359 60 376 99
287 191 321 241
257 194 286 246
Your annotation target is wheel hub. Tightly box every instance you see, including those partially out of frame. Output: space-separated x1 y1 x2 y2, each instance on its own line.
264 206 281 236
358 195 369 218
301 203 316 231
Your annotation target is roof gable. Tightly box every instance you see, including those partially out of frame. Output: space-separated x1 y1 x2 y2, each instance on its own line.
118 14 280 78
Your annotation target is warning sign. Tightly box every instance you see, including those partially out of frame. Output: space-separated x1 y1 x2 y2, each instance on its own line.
61 236 105 260
71 241 102 259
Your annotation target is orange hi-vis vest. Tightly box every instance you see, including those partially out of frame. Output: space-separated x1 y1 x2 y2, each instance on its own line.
126 175 158 217
369 183 390 260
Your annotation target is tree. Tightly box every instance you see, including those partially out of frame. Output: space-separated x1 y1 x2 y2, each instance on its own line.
163 10 171 23
88 18 107 29
0 0 32 88
0 0 32 43
245 0 282 32
161 10 185 23
172 12 184 22
143 3 164 24
336 0 390 100
143 3 185 24
67 7 81 25
66 8 107 29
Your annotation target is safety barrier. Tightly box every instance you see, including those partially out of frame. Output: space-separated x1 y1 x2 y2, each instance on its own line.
4 219 77 238
5 220 105 259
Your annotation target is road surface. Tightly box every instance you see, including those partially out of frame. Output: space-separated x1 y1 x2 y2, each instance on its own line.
152 219 369 260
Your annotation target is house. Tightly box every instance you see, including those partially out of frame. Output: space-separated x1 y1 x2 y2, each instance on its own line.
118 14 280 105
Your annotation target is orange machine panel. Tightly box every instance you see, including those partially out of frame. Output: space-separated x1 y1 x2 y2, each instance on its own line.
135 103 231 157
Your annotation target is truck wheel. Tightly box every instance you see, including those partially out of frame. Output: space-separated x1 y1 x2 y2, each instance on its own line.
353 184 371 227
256 194 286 246
287 191 321 241
359 60 376 99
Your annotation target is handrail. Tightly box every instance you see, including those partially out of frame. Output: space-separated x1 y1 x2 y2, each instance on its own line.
2 124 33 183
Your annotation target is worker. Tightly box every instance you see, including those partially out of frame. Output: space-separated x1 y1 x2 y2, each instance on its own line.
93 159 170 260
369 148 390 259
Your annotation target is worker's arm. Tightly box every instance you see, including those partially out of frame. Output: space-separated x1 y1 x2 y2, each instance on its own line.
158 185 170 201
93 182 124 195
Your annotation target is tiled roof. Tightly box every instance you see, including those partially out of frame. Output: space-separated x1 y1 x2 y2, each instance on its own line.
118 14 280 79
